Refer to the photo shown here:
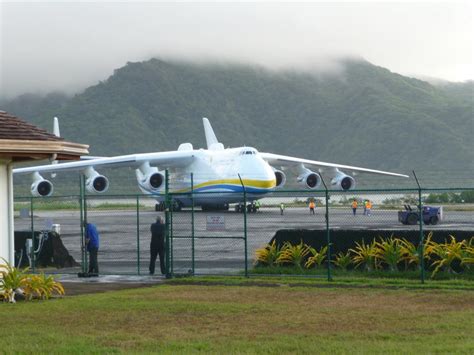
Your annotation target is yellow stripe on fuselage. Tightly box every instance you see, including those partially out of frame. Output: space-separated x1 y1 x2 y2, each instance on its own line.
175 178 276 193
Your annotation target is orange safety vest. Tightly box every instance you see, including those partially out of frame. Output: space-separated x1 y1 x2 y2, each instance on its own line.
351 201 358 208
366 201 372 209
309 201 315 209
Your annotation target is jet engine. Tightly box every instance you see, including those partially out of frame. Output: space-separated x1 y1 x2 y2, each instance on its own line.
331 170 355 191
297 170 322 190
31 172 53 197
136 162 164 192
84 167 109 193
273 169 286 189
138 171 164 192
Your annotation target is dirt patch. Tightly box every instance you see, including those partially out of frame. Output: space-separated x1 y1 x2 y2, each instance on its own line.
62 282 156 296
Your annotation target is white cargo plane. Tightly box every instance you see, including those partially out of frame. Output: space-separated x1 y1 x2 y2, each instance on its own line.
13 117 408 211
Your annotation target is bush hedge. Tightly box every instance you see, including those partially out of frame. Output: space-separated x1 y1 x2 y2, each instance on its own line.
270 229 473 255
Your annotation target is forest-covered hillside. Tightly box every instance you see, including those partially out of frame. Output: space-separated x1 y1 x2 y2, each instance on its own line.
3 58 473 181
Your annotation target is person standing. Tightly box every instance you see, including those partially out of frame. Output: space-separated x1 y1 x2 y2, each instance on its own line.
84 222 100 276
351 199 358 216
149 216 166 275
366 200 372 216
309 200 315 215
280 203 285 215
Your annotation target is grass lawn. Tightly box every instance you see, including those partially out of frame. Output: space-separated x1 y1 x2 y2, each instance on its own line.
1 282 473 353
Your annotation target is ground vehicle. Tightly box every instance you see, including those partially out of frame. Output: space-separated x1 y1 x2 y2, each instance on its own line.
398 205 443 225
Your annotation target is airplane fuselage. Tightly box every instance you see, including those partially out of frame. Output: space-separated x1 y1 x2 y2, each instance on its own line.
139 147 277 207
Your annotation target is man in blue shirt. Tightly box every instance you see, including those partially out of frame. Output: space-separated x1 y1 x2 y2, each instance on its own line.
84 222 100 276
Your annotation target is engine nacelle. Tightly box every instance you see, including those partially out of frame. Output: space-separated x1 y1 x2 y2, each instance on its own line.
136 162 164 192
273 169 286 189
297 171 322 190
138 171 165 192
31 173 53 197
331 171 356 191
84 167 109 193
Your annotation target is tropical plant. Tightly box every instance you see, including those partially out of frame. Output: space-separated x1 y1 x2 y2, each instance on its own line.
23 275 49 300
400 233 435 270
1 259 65 302
0 258 29 303
34 274 65 299
255 240 282 267
277 241 310 269
375 237 405 272
460 237 474 271
349 240 378 272
333 251 352 270
399 238 419 270
305 246 328 269
430 236 465 278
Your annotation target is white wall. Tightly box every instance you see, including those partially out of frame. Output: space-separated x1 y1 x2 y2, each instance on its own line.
0 160 14 265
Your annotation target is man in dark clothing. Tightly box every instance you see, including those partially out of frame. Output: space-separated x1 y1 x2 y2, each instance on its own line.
149 216 166 275
84 222 100 276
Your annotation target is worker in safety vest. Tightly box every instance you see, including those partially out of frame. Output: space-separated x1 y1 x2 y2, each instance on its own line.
280 203 285 215
309 200 316 215
255 200 261 211
351 199 358 216
366 200 372 216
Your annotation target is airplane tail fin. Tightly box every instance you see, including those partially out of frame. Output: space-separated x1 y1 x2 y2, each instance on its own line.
203 117 224 150
53 117 60 137
51 117 60 176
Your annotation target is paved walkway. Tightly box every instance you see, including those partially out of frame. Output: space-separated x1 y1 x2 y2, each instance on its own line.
56 274 165 296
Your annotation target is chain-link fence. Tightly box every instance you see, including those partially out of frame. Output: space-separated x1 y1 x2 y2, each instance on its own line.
13 176 474 282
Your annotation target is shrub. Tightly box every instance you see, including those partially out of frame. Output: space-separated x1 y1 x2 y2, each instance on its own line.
333 251 352 270
304 245 328 269
430 236 465 278
277 241 310 269
375 237 404 272
460 237 473 270
349 240 378 272
0 258 65 303
255 240 282 267
0 259 29 303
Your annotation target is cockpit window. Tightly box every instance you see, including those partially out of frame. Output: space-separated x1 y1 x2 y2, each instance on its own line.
241 149 256 155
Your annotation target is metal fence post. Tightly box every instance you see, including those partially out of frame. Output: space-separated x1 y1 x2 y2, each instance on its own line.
164 169 172 279
79 175 85 274
30 197 35 273
191 172 195 275
320 177 332 281
413 171 425 284
170 197 174 276
136 195 140 275
83 175 88 274
238 174 248 277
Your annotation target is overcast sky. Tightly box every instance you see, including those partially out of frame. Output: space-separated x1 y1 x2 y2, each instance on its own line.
1 1 472 98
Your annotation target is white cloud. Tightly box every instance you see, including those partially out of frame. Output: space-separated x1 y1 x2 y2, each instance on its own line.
1 1 472 98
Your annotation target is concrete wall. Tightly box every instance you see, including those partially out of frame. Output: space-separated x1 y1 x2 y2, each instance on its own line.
0 160 14 264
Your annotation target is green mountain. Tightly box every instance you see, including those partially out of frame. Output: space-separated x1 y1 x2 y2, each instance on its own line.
3 58 473 186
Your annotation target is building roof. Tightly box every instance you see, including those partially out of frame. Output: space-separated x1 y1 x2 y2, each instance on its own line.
0 110 62 141
0 111 89 162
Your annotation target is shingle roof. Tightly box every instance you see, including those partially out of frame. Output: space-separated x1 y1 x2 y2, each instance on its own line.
0 110 63 141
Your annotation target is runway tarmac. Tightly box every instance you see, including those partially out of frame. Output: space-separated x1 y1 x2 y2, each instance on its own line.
14 207 474 275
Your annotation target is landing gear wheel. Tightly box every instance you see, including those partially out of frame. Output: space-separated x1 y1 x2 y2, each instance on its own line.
172 201 182 212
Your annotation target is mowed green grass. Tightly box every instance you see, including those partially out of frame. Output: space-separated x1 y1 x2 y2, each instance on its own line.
1 284 473 354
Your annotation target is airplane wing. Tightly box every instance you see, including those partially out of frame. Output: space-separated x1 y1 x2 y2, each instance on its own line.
13 150 195 175
259 152 409 178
